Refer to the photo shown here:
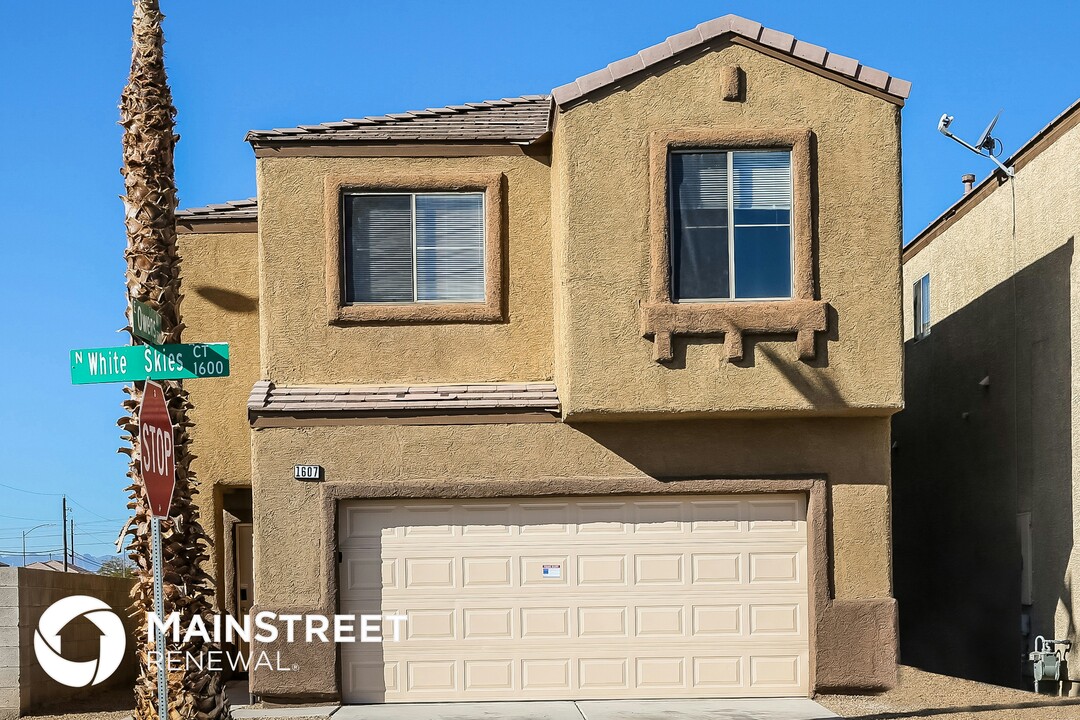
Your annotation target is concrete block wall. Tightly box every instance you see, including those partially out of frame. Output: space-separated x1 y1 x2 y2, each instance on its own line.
0 567 136 719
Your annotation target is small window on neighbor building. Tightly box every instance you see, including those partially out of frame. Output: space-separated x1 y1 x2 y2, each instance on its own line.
669 149 793 301
913 273 930 339
342 192 485 304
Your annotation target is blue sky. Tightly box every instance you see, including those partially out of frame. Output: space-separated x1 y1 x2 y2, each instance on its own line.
0 1 1077 564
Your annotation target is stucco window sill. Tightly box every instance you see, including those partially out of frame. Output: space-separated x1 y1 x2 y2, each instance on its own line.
330 303 502 325
641 299 828 363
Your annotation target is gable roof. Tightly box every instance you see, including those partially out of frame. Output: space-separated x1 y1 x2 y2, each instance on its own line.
187 13 909 222
246 95 551 147
552 14 910 109
243 13 908 149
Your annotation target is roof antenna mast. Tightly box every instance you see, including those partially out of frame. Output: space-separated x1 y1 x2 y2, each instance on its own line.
937 110 1015 177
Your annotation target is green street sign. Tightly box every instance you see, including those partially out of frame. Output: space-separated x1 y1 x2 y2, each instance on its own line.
131 300 163 345
70 343 229 384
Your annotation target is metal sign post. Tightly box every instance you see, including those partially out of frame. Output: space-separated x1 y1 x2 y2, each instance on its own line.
152 516 168 720
140 381 176 720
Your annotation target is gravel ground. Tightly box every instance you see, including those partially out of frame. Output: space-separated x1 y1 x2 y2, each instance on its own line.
818 665 1080 719
21 666 1080 720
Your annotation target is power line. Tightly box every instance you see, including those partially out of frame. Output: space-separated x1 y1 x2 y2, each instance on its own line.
0 512 53 522
5 549 66 556
77 529 120 545
67 498 118 523
0 518 121 532
0 483 125 524
0 481 64 497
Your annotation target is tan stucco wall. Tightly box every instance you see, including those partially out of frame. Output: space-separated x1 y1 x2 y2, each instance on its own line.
178 230 261 605
255 154 553 386
551 42 904 417
902 122 1080 340
248 417 893 697
898 118 1080 681
251 418 891 606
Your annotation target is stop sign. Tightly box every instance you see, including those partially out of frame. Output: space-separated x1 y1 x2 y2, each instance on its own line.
139 381 175 518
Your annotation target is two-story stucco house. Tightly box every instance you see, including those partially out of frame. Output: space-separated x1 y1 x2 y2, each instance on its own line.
175 14 910 705
895 98 1080 691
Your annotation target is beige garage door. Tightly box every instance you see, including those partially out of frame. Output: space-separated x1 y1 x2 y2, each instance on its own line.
338 494 808 703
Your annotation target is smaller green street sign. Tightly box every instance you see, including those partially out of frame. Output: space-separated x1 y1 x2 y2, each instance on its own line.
70 343 229 384
131 300 163 345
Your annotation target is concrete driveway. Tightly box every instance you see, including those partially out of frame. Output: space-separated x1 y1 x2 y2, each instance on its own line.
329 698 837 720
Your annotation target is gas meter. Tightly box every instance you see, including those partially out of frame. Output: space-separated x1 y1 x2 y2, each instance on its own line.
1028 635 1071 694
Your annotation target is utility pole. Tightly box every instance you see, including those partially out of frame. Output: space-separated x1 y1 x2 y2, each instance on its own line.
61 496 68 573
69 516 75 566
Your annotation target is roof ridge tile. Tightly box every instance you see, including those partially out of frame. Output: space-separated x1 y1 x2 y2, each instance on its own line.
550 12 909 109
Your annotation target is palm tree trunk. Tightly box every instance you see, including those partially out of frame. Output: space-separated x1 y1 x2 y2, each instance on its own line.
117 2 230 719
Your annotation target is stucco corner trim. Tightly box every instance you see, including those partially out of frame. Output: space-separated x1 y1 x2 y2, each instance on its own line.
644 128 824 364
324 172 506 324
815 597 899 691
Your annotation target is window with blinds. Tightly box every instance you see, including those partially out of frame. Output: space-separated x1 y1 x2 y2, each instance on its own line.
670 149 793 301
342 192 485 304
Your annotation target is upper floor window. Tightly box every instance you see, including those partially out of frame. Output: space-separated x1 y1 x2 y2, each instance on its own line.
343 192 485 304
913 273 930 339
669 149 793 302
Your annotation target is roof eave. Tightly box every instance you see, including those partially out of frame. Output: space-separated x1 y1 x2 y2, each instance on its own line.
551 14 910 112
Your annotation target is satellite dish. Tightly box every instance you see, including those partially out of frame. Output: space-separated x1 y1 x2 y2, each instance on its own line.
937 109 1014 177
976 110 1002 153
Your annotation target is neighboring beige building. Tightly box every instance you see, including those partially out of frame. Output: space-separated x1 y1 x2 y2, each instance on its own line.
177 14 910 704
895 99 1080 689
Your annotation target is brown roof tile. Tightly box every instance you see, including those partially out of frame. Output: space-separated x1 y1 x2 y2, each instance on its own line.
550 13 910 109
248 381 561 419
246 95 552 146
175 197 257 220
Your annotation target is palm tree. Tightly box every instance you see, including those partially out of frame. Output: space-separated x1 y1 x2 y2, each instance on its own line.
117 2 231 718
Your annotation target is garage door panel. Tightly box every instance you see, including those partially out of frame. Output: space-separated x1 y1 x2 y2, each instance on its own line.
634 554 684 584
339 494 808 702
342 650 809 700
635 605 684 637
522 658 571 690
750 654 804 689
577 606 628 638
463 608 513 639
578 502 631 534
749 550 804 584
521 607 571 638
461 556 513 587
346 596 806 640
403 557 456 588
577 554 628 585
519 503 572 535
